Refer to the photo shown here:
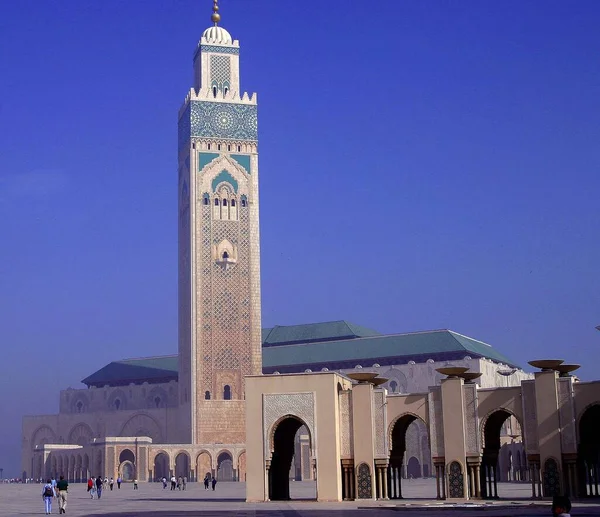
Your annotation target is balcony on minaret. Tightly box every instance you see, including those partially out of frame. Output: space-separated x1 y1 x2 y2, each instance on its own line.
216 251 236 271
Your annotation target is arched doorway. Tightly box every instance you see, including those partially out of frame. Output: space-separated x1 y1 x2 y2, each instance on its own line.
175 452 190 480
119 449 135 481
389 414 433 499
480 410 523 499
268 416 313 501
577 404 600 497
196 451 212 482
217 452 234 481
153 452 170 481
407 457 421 479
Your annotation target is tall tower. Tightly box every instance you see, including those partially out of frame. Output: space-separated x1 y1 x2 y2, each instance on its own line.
177 1 261 445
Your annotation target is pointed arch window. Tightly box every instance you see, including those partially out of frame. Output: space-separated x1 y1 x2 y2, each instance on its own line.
222 199 228 207
214 198 220 206
223 385 231 400
230 199 236 207
205 391 211 400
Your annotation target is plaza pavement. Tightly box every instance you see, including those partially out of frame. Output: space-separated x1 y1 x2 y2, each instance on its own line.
2 480 600 517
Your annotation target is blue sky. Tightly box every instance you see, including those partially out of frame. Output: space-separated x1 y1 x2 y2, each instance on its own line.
1 0 599 476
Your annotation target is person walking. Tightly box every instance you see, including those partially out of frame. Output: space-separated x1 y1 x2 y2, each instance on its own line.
95 475 103 499
211 476 217 491
117 475 122 489
204 474 210 490
109 477 114 491
177 476 183 490
42 479 55 515
182 476 187 491
162 477 167 489
87 477 94 498
56 475 68 514
133 478 138 490
170 475 176 490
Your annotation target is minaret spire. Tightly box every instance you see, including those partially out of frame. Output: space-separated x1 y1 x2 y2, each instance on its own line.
211 0 221 26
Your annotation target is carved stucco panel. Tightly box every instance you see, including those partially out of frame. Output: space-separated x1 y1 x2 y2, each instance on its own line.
428 387 444 457
463 384 479 455
521 381 538 454
558 378 576 454
263 392 315 460
374 390 387 457
339 390 353 458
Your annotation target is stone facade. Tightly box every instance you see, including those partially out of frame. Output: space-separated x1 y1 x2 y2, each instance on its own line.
246 370 600 502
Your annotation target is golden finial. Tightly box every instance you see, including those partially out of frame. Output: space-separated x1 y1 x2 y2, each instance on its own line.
211 0 221 25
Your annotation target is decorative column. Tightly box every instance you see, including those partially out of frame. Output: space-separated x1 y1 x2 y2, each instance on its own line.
382 466 389 499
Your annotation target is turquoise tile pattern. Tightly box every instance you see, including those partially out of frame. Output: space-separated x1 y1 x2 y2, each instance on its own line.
230 154 251 174
199 152 220 171
212 169 238 193
190 101 257 141
200 44 239 55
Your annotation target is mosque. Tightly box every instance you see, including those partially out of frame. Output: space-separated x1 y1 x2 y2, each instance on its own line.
22 1 600 502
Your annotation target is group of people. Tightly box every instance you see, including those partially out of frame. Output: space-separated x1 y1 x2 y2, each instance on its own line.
163 475 188 490
41 476 68 515
86 475 125 498
203 474 217 491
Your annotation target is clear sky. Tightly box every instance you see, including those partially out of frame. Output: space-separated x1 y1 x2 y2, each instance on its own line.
1 0 599 477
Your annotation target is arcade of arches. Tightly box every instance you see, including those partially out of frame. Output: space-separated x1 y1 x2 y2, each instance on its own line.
246 369 600 502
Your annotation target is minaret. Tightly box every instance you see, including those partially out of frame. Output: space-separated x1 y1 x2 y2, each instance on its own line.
177 0 261 445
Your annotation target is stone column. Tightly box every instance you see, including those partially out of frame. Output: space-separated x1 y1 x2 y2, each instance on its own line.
382 466 389 499
475 465 481 498
435 465 441 499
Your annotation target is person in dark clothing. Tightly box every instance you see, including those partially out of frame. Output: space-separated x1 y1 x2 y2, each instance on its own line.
204 474 210 490
211 476 217 491
56 475 68 514
95 476 103 499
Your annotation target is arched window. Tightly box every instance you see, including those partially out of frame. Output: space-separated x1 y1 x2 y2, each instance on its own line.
230 199 236 207
205 391 211 400
114 399 121 410
224 87 229 96
237 146 241 152
227 145 231 151
222 199 228 207
241 199 247 207
207 143 211 150
217 144 221 151
154 396 161 408
76 401 84 413
389 380 398 393
222 251 229 259
212 86 217 97
214 198 220 206
224 385 231 400
203 194 209 205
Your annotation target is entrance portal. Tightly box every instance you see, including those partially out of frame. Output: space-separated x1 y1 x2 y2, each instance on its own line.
578 404 600 497
481 410 524 499
217 452 234 481
153 453 169 481
389 415 433 499
268 416 312 501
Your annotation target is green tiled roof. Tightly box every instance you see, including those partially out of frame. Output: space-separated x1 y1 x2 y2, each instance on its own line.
262 320 380 346
82 355 178 387
261 329 518 369
82 325 518 386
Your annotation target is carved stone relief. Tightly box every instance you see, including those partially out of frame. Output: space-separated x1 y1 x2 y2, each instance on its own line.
374 390 386 457
428 388 445 457
263 392 315 460
521 381 539 454
463 384 479 455
557 378 576 454
339 390 353 457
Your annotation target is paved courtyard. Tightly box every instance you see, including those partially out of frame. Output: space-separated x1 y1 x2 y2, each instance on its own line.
3 480 600 517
